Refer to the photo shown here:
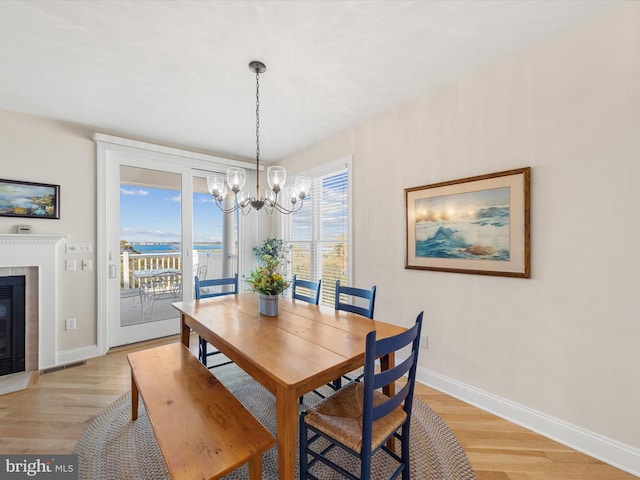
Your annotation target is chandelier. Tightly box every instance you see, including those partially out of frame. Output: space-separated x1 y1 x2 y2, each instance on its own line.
207 61 310 215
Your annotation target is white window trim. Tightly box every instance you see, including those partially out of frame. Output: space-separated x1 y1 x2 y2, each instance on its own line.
279 155 353 296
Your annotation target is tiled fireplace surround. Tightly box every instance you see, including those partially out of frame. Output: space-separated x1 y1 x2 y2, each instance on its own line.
0 234 66 373
1 266 37 372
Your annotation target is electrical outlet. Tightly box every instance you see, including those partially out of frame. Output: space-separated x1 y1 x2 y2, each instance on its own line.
420 335 428 349
65 318 77 330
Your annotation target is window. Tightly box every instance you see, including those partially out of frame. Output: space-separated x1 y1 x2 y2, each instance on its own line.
283 160 350 307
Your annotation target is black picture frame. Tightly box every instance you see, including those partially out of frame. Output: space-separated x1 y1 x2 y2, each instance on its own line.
0 178 60 219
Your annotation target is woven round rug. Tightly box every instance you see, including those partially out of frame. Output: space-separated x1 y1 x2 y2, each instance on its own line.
74 364 476 480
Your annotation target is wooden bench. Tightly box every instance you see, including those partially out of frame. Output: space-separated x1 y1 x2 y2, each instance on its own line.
128 343 275 480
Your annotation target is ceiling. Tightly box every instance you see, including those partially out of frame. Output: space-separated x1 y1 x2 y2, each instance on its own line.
0 0 628 163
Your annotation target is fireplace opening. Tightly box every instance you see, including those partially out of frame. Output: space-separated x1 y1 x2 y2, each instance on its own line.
0 276 26 376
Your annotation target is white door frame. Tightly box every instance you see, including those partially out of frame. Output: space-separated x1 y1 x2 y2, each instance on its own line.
95 133 258 354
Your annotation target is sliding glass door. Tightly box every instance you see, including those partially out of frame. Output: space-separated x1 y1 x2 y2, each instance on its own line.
96 134 258 353
119 166 183 333
109 161 188 347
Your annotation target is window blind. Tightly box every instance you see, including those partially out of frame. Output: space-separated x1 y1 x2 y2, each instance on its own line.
284 167 349 307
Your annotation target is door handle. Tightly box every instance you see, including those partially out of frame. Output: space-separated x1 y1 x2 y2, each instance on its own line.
109 264 117 279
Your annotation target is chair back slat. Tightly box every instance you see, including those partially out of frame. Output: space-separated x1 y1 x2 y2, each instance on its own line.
374 352 415 391
195 274 238 299
334 280 376 319
292 274 322 305
363 312 423 425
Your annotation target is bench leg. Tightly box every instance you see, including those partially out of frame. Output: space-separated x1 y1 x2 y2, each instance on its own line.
131 373 139 421
247 454 263 480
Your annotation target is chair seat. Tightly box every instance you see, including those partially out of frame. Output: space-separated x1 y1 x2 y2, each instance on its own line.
304 382 407 453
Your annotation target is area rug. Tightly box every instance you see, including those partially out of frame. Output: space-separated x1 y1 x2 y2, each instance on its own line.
74 364 476 480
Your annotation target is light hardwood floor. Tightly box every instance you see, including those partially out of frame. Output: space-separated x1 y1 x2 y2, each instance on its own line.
0 334 636 480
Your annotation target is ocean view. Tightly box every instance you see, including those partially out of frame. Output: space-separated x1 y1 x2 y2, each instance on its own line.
130 243 223 254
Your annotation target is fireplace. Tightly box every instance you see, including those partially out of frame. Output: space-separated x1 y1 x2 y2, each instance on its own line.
0 276 26 376
0 234 66 370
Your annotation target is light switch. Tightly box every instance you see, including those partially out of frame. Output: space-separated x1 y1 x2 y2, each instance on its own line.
77 242 92 253
65 259 76 271
82 259 93 271
66 242 93 254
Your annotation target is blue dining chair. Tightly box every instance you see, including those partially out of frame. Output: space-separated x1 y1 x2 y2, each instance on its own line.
195 274 238 369
300 312 423 480
292 274 322 305
293 274 322 404
305 280 377 402
335 280 377 385
335 279 376 319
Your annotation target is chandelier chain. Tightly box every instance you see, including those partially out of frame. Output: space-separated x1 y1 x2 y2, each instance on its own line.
255 69 260 165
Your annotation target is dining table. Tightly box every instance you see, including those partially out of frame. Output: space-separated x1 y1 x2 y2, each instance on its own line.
172 292 407 480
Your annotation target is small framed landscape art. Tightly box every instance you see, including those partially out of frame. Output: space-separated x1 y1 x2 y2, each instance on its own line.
0 179 60 219
405 167 530 278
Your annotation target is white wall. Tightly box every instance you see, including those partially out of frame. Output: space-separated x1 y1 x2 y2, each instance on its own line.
279 2 640 472
0 111 97 353
0 2 638 473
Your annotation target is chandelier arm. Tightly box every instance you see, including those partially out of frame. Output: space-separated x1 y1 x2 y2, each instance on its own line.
215 196 241 214
272 198 304 214
288 199 305 214
272 204 291 214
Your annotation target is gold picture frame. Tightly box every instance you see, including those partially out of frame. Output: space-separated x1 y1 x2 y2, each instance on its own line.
405 167 530 278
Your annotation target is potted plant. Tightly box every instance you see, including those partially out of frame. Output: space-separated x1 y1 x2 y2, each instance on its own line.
247 237 290 315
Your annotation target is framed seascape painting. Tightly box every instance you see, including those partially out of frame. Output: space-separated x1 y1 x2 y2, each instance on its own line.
0 179 60 219
405 167 530 278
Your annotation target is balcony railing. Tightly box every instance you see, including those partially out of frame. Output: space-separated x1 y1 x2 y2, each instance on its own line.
121 251 238 293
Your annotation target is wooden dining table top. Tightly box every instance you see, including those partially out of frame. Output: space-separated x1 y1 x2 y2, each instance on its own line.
173 292 406 480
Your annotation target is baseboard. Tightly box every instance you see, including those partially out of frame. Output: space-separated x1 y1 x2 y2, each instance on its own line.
416 366 640 477
55 344 100 367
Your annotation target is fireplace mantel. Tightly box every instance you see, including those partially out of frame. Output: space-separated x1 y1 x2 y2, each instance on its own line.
0 233 67 369
0 234 67 245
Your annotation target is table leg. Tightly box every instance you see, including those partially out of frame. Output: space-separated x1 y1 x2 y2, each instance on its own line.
380 352 396 450
180 313 190 347
131 373 139 421
247 455 262 480
380 351 396 396
275 386 297 480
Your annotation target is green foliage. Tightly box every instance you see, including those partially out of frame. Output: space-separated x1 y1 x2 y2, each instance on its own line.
247 237 290 295
247 267 288 296
252 237 289 269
